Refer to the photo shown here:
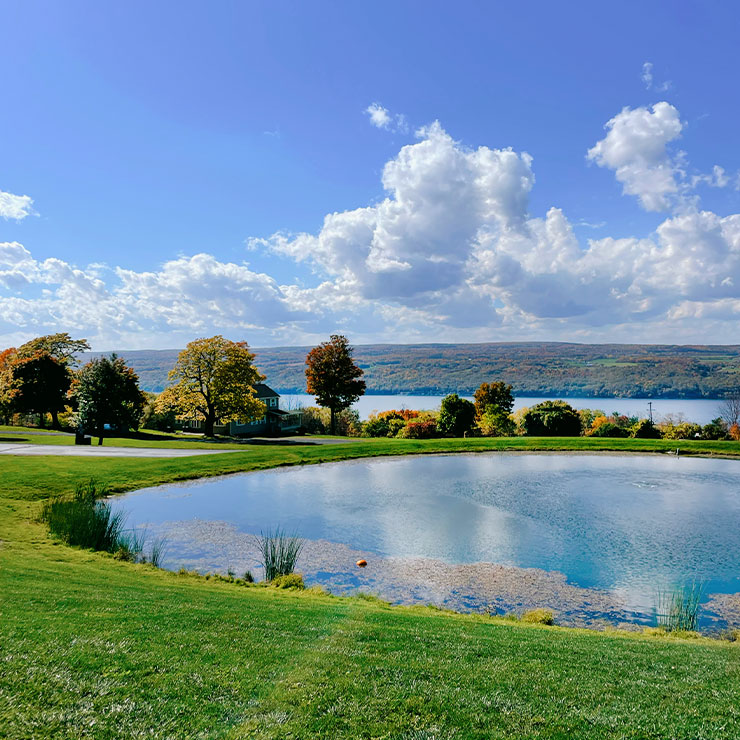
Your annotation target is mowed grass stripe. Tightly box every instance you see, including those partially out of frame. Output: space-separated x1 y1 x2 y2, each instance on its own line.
229 603 740 739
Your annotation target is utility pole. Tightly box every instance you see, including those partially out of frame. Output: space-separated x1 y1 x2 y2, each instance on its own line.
648 401 653 424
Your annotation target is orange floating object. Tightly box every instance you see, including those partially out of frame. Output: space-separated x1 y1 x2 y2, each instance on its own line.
356 559 368 568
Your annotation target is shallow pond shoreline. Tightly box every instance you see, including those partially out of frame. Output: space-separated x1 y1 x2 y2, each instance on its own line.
148 518 739 633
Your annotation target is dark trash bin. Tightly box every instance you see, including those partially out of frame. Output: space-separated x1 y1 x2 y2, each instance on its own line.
75 431 92 445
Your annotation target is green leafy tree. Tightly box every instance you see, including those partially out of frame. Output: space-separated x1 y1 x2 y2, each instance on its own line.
477 406 515 437
631 418 662 439
473 382 514 417
437 393 476 437
702 417 728 440
0 348 18 425
157 336 265 437
305 335 366 435
473 381 515 437
141 392 177 431
11 333 90 428
74 355 146 444
521 400 581 437
10 351 71 428
18 332 90 365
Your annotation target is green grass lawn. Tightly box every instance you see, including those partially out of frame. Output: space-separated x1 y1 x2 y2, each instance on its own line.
2 424 740 454
2 438 740 738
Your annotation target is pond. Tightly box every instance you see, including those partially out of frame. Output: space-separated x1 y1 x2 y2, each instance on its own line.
111 453 740 630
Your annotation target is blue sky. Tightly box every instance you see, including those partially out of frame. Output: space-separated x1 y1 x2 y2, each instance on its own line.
2 1 740 349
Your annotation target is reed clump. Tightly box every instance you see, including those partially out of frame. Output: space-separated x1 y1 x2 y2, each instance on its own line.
41 479 125 552
255 527 304 581
655 581 704 633
41 478 166 566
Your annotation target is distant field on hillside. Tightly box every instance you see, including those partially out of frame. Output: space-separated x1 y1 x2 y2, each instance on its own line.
82 342 740 398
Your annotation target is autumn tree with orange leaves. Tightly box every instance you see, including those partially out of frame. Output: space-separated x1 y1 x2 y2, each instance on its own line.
305 335 365 435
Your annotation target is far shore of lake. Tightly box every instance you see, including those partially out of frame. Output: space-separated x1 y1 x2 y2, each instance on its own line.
281 393 728 425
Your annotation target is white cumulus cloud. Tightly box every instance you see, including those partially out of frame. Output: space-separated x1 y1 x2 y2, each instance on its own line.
587 102 685 212
0 245 312 348
365 103 410 134
7 104 740 348
0 188 35 220
366 103 392 129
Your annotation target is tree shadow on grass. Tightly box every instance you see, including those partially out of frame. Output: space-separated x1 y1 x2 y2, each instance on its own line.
120 431 320 446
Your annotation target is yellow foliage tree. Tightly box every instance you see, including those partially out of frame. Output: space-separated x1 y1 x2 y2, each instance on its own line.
157 336 266 436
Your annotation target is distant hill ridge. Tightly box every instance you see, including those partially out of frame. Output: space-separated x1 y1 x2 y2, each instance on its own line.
80 342 740 399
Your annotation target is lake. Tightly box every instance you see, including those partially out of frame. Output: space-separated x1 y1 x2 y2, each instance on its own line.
112 453 740 629
281 394 726 425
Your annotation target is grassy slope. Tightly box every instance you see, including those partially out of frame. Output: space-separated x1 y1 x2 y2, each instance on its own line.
2 438 740 738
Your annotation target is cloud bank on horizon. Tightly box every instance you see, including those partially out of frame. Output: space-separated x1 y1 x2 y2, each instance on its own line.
2 97 740 350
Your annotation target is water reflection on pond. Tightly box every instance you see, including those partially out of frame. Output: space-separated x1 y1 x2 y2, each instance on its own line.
112 453 740 628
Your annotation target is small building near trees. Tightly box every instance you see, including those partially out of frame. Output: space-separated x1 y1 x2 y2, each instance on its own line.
181 383 301 436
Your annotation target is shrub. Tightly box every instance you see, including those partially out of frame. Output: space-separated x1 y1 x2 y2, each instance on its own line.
41 479 126 552
522 401 581 437
272 573 305 590
362 409 420 437
243 570 254 583
661 421 702 440
579 408 605 433
702 417 728 440
256 527 304 581
631 419 662 439
521 608 555 625
589 422 629 438
300 406 362 436
398 418 438 439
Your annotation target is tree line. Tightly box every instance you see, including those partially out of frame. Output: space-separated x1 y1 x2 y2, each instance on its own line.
3 331 737 442
0 332 366 440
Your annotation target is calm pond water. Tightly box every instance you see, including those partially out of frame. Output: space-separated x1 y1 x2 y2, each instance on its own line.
113 454 740 626
281 394 724 424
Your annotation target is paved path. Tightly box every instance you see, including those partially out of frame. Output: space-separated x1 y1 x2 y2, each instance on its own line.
0 444 242 458
0 429 73 436
245 436 360 445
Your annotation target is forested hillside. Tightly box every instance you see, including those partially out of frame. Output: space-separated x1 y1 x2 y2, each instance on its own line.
81 342 740 398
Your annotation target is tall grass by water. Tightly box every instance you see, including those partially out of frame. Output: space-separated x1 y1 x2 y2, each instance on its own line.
655 581 704 632
41 479 126 552
40 478 165 564
256 527 304 581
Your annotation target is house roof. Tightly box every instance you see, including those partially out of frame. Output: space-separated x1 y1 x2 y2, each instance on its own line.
267 408 291 417
253 382 279 398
